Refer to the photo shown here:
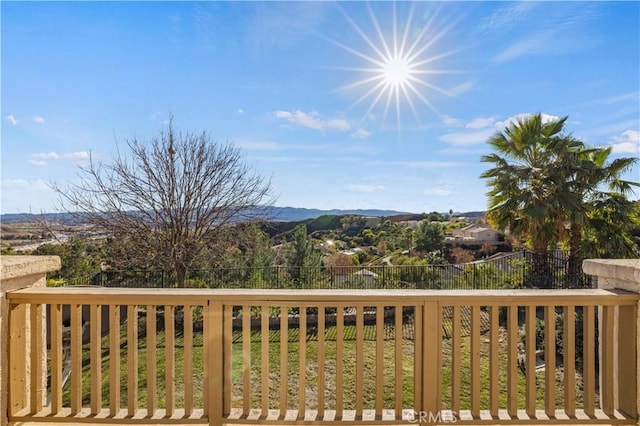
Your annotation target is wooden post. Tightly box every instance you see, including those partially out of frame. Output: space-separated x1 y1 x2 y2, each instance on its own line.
601 305 615 415
618 303 637 418
207 300 224 426
8 303 28 416
422 300 440 418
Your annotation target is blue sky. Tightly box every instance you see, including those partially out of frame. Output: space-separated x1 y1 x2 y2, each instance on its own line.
2 1 639 214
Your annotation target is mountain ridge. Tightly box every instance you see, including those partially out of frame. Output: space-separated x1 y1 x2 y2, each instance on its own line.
0 207 414 224
0 207 485 224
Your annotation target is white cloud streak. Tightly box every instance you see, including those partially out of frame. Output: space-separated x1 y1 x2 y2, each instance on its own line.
1 178 49 190
344 184 384 193
448 81 475 97
32 152 60 160
579 119 639 139
236 140 280 150
439 113 561 146
494 113 561 130
477 2 539 35
30 151 91 166
5 114 18 126
609 130 640 154
486 3 600 63
33 116 45 124
466 117 496 129
351 128 371 139
393 160 462 169
274 110 350 132
603 91 640 105
439 129 495 146
494 30 560 63
424 188 452 197
248 2 329 52
439 114 464 127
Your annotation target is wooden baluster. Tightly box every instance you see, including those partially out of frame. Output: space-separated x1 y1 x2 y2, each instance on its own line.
90 304 102 415
109 305 121 416
146 306 156 416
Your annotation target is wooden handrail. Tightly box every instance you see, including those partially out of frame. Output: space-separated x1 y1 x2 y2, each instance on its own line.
8 287 639 304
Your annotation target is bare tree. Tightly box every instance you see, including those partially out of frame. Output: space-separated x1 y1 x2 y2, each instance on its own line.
52 119 272 287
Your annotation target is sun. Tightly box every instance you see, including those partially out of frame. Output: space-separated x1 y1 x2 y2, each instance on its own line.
383 56 411 87
326 2 461 130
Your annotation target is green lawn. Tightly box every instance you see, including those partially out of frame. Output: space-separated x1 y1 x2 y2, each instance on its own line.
59 314 586 412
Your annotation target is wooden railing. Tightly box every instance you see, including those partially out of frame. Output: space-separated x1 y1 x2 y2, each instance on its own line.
6 287 639 425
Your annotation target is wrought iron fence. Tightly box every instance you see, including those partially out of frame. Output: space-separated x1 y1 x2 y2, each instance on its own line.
61 250 593 289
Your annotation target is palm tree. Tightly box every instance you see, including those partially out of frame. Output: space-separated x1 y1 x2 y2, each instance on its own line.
581 194 639 259
542 137 638 284
480 114 569 286
554 141 638 285
481 114 639 287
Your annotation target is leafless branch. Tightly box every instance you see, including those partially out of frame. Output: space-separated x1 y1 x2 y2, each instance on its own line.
51 118 274 286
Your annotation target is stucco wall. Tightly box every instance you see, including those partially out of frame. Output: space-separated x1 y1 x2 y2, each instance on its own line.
0 256 60 425
583 258 640 423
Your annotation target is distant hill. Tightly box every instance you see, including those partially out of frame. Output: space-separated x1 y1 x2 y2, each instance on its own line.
264 207 413 222
0 207 414 225
457 211 485 218
1 212 78 224
1 207 485 225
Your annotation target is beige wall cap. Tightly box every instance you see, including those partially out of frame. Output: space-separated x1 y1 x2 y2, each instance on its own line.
583 258 640 284
0 255 61 281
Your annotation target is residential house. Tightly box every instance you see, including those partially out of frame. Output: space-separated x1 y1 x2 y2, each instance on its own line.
450 223 500 242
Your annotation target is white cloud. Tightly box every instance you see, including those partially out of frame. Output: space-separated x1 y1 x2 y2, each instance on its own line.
33 116 45 124
603 91 640 105
1 178 49 190
494 30 559 63
439 128 495 146
478 2 539 34
236 140 280 150
424 188 452 197
237 108 245 114
393 160 462 169
252 155 305 163
466 117 496 129
5 114 18 126
492 4 600 63
609 130 640 154
247 2 329 52
448 81 475 97
274 110 350 132
610 142 640 155
585 119 640 138
344 184 384 193
351 128 371 139
439 114 464 127
494 113 561 130
438 146 490 156
30 151 90 166
32 152 60 160
439 113 561 146
66 151 90 160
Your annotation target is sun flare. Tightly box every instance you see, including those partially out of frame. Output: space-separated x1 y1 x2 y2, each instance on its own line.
327 2 462 130
383 56 412 86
